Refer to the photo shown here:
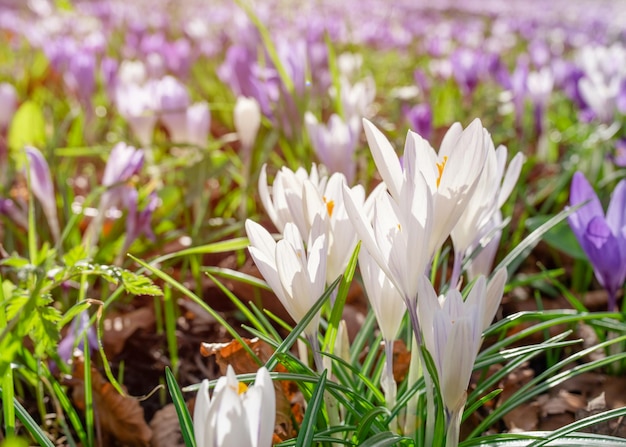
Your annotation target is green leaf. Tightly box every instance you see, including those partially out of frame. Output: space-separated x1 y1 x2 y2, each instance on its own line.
8 101 46 152
165 367 196 447
62 245 90 268
359 431 411 447
525 215 586 260
120 270 163 296
295 369 328 447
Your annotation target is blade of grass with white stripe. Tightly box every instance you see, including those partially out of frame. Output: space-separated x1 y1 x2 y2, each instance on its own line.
165 366 196 447
13 396 55 447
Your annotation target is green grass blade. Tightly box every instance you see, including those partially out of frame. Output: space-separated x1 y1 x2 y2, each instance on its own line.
323 243 360 355
295 369 328 447
360 431 412 447
165 366 196 447
13 397 55 447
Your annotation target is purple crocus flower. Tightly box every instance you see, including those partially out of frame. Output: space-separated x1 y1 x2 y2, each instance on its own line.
58 310 98 364
102 142 144 188
614 139 626 168
404 103 432 142
25 146 60 243
568 171 626 311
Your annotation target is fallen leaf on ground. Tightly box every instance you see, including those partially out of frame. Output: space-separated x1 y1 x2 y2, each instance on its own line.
150 404 185 447
71 358 153 446
103 306 156 357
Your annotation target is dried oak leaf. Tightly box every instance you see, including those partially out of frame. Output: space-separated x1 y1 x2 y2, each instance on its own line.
72 359 152 446
201 337 300 441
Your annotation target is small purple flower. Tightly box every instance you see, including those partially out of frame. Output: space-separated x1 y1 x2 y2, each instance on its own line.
568 171 626 311
117 190 158 263
58 311 98 364
25 146 60 242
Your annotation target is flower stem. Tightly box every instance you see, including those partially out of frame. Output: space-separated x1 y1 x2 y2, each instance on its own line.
382 339 398 433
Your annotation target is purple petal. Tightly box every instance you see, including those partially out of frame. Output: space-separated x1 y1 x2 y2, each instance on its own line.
568 172 604 236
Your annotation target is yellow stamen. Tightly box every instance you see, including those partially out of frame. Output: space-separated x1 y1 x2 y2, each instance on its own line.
323 196 335 217
436 156 448 188
237 382 248 395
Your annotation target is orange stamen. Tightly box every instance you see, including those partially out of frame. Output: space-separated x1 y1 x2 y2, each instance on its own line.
323 197 335 217
436 156 448 188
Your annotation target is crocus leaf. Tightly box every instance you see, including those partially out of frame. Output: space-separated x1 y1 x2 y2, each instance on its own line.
525 215 586 260
295 369 327 447
165 367 196 447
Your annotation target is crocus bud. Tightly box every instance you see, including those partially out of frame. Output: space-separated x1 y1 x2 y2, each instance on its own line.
65 52 96 106
102 142 144 187
25 146 60 242
234 96 261 151
0 83 18 129
157 76 190 142
186 102 211 147
115 82 157 146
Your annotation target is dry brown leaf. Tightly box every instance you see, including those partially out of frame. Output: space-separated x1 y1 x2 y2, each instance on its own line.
72 359 152 446
150 404 185 447
103 306 156 357
499 366 538 432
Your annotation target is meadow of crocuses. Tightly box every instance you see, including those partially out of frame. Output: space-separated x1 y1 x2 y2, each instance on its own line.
2 0 626 446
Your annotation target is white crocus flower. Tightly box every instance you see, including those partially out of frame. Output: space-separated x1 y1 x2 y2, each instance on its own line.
344 120 433 305
302 173 370 284
417 269 506 446
258 163 327 234
450 141 524 286
234 96 262 152
259 165 361 285
359 248 406 342
343 162 432 342
193 365 275 447
406 119 489 257
246 216 327 338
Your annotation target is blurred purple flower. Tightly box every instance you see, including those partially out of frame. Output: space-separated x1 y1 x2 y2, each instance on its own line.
25 146 60 242
156 76 191 142
115 81 158 146
64 52 97 107
102 142 144 188
186 102 211 148
118 190 158 263
404 103 432 141
0 82 18 129
612 139 626 168
305 112 360 184
58 311 98 364
0 198 28 229
568 171 626 311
